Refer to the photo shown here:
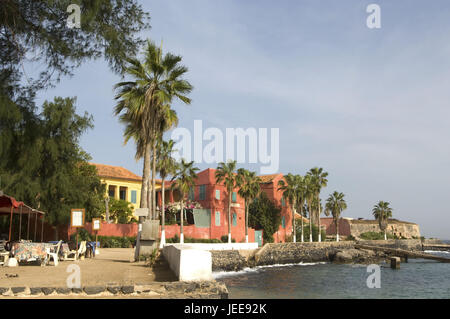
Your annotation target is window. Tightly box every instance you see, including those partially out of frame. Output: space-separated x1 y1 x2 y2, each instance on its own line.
188 187 195 201
232 191 237 203
215 189 220 200
108 185 116 198
281 197 286 206
199 185 206 200
131 190 137 204
119 186 127 201
215 211 221 226
282 216 286 228
232 213 237 226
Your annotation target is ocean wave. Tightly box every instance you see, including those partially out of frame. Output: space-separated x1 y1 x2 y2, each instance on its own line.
424 250 450 254
212 261 327 279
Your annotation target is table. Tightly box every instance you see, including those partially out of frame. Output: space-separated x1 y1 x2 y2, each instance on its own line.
11 242 54 263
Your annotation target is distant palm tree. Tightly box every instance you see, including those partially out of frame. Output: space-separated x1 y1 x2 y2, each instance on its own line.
157 139 178 248
171 159 199 244
278 174 302 243
304 174 316 242
215 160 239 244
325 191 347 242
372 201 393 240
295 175 307 242
114 40 193 219
237 168 261 243
307 167 328 242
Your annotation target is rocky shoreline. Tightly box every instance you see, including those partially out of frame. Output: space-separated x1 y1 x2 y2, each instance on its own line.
212 239 426 272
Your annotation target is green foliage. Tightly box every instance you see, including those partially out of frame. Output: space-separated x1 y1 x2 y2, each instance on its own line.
98 235 136 248
105 198 137 224
166 234 222 244
359 231 396 240
220 235 236 243
249 192 282 243
1 0 150 92
295 224 326 242
0 97 105 226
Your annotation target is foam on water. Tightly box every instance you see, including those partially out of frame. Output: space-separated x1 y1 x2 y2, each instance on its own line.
424 250 450 254
212 261 327 279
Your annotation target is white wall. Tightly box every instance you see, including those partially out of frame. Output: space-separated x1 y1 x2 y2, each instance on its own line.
165 243 259 251
162 244 213 281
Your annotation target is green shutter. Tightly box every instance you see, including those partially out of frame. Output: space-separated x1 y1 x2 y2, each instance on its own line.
188 187 195 201
193 209 211 228
199 185 206 200
281 197 285 206
215 189 220 200
282 216 286 228
131 190 137 204
232 192 237 203
232 213 237 226
215 211 221 226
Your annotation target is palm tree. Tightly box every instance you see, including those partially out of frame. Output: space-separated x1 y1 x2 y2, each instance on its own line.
325 192 347 242
157 139 178 248
114 40 193 219
372 201 393 240
215 160 239 244
294 175 307 242
304 174 316 242
307 167 328 242
237 168 262 243
278 174 302 243
171 159 199 244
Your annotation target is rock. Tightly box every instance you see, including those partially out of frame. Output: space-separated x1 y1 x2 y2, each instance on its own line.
0 287 9 295
72 287 83 294
121 285 134 294
107 286 120 294
56 288 71 294
211 250 247 271
30 287 42 295
11 287 26 294
84 286 105 295
41 287 55 295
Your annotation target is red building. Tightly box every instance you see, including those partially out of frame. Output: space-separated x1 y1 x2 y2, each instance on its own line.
157 168 299 244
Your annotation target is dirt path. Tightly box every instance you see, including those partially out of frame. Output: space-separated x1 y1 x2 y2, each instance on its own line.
0 248 176 287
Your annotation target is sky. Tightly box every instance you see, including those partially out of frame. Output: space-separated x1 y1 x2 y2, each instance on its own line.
33 0 450 238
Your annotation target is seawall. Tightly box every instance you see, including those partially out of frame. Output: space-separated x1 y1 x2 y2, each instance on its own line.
211 239 424 271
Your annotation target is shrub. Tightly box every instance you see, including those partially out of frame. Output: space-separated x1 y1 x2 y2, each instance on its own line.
220 235 236 243
295 224 326 242
359 231 396 240
165 234 222 244
249 192 282 243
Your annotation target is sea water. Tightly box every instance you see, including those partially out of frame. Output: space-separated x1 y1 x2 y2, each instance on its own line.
215 244 450 299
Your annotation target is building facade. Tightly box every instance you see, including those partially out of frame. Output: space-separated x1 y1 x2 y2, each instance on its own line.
156 168 298 244
91 163 161 216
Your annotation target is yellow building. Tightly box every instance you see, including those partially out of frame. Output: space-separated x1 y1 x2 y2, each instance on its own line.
91 163 162 215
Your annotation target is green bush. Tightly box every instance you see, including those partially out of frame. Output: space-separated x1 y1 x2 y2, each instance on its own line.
220 235 236 243
359 231 396 240
165 234 222 244
295 224 326 242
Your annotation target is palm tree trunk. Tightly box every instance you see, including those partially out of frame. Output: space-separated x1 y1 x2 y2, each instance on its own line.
384 230 387 241
159 178 166 248
309 207 313 242
300 206 304 242
336 217 339 242
292 207 296 243
140 144 151 209
245 201 248 243
180 199 184 244
228 190 232 244
152 139 157 220
318 196 322 242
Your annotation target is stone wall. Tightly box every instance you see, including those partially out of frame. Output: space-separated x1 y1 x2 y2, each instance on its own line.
349 220 420 239
254 242 355 266
211 250 248 271
356 239 423 250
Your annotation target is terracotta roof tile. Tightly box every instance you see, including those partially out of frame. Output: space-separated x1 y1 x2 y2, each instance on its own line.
91 163 143 182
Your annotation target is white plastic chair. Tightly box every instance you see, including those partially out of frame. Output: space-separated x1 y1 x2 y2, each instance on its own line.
64 241 86 261
45 240 62 266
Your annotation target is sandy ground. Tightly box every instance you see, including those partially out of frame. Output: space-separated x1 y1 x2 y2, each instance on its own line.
0 248 176 288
